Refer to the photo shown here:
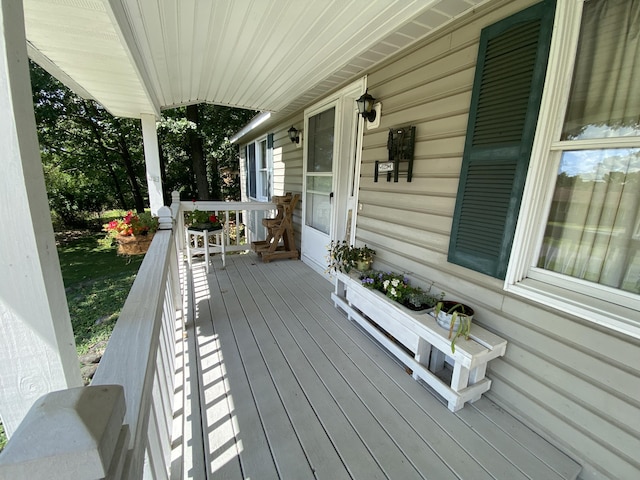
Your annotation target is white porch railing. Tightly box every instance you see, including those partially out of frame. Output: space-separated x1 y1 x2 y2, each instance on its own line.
175 193 277 255
0 206 181 479
0 194 279 479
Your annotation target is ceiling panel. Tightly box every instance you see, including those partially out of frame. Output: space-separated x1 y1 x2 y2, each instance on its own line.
23 0 485 119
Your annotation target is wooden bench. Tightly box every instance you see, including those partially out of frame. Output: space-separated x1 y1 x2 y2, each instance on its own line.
332 271 507 411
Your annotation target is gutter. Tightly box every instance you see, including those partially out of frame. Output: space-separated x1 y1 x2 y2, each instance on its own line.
229 111 272 144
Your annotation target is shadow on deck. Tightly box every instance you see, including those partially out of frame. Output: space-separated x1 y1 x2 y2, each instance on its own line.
171 253 581 480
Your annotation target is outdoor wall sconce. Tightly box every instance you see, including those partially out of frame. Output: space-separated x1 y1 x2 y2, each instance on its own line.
288 126 300 144
356 89 381 129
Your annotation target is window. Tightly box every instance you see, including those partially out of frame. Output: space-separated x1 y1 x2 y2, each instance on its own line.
245 134 273 201
537 0 640 295
507 0 640 337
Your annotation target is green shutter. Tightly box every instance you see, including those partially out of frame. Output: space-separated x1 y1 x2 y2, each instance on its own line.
448 0 556 279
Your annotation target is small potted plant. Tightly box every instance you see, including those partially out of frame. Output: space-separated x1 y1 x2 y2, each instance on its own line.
104 211 159 255
327 240 375 274
185 209 223 231
433 301 474 353
404 287 444 312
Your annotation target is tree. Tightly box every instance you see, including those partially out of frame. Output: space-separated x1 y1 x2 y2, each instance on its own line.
30 61 258 226
159 104 256 201
30 62 148 223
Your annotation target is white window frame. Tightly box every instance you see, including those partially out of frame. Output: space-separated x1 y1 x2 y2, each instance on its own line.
505 0 640 340
247 135 272 202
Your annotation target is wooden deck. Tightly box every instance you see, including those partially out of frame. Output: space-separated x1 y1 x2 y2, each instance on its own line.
171 253 581 480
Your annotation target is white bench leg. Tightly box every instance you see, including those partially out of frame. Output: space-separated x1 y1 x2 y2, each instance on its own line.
414 339 431 381
451 364 470 392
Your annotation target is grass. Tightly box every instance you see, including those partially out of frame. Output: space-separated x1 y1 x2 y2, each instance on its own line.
58 233 144 354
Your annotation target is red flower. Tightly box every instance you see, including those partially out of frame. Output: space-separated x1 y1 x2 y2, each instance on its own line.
209 215 218 223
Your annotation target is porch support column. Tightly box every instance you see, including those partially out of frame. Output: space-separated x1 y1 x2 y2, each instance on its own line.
141 113 163 216
0 0 82 436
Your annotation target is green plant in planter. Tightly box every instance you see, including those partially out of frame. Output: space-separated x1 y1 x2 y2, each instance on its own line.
404 287 444 311
327 240 375 274
185 209 223 230
434 301 474 353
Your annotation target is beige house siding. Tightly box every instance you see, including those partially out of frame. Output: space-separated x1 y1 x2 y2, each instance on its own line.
355 1 640 479
239 118 304 249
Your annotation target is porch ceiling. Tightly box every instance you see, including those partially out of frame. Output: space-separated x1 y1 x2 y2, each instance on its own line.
23 0 484 119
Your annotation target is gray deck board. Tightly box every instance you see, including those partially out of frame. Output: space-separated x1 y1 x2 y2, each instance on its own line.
174 253 582 480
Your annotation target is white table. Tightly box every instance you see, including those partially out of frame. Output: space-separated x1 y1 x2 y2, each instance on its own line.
185 227 225 272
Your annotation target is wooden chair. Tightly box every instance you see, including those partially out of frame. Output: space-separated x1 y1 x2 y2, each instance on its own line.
252 193 300 262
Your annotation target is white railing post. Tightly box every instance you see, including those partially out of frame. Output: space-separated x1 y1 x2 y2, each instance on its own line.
0 385 129 479
171 191 185 253
159 204 183 326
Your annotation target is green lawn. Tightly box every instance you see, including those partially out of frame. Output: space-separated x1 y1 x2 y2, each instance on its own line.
58 233 144 354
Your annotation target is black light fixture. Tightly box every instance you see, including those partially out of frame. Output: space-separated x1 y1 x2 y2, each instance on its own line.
356 89 377 122
288 126 300 144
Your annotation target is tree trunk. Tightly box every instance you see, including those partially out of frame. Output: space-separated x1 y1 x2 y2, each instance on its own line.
115 125 146 213
106 162 128 210
187 104 210 200
82 103 128 210
158 141 169 206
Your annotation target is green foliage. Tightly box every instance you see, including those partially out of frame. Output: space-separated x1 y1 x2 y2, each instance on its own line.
184 209 223 229
361 270 445 310
159 105 257 201
31 61 147 225
434 301 475 352
327 240 376 273
31 60 257 221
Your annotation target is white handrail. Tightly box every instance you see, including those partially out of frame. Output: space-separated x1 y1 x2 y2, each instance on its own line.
180 199 277 254
0 206 181 480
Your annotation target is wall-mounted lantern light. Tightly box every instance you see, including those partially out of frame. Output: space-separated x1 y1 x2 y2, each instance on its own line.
356 90 377 122
288 126 300 144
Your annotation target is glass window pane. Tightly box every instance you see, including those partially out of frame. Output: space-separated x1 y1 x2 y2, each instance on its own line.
247 143 256 198
308 107 335 172
307 175 332 193
305 192 331 234
538 148 640 294
259 140 267 169
561 0 640 140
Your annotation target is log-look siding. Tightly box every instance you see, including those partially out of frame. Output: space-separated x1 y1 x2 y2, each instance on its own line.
356 1 640 479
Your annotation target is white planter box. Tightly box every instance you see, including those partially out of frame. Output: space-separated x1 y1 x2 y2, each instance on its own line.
332 272 507 411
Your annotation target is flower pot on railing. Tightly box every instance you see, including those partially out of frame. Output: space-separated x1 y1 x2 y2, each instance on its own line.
116 233 154 255
103 211 159 256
